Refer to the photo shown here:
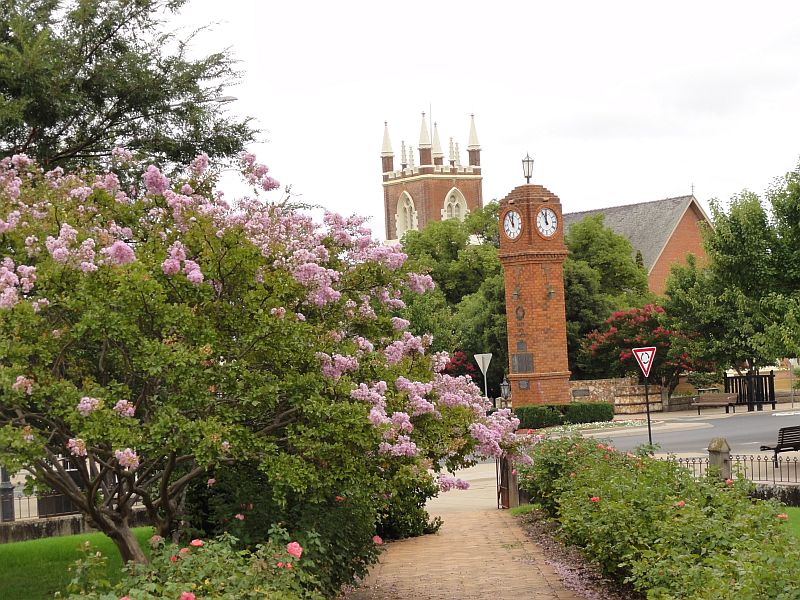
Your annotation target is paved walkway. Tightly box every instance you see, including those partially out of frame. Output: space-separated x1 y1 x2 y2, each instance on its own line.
348 463 584 600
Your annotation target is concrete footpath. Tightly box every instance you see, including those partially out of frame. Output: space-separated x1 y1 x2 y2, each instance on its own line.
348 463 584 600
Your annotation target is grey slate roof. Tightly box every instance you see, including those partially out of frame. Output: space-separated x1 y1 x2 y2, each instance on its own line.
562 196 701 273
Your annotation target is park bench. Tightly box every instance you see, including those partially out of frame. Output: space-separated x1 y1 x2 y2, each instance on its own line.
690 393 738 415
760 425 800 467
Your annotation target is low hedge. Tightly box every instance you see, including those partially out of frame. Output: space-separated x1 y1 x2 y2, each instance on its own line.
519 436 800 599
514 402 613 429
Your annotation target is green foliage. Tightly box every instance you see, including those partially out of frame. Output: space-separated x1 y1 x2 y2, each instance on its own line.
565 215 650 305
520 437 800 599
513 405 563 429
560 401 614 424
664 164 800 370
62 533 323 599
376 464 442 540
513 402 613 429
0 0 256 168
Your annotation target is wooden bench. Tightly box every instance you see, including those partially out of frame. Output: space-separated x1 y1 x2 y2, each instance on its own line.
690 393 738 415
760 425 800 467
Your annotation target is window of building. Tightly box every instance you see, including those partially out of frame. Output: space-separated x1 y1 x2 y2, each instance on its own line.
442 188 468 221
395 193 418 238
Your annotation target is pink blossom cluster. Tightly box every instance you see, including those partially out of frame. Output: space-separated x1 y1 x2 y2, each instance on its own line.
0 209 21 232
12 375 33 395
238 152 280 191
143 165 169 195
433 373 487 414
189 152 210 177
100 240 136 265
391 317 410 331
383 332 431 366
378 434 418 457
437 473 470 492
270 306 286 318
162 241 204 285
77 396 101 416
468 409 523 460
407 272 435 294
315 352 359 380
115 448 140 471
111 147 134 162
67 438 87 457
431 351 450 373
350 381 388 407
1 258 37 309
291 262 341 306
374 287 406 310
353 335 374 354
113 400 135 417
395 376 436 416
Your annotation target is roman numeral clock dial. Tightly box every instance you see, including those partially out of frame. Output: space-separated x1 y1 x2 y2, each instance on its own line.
503 210 522 239
536 207 558 237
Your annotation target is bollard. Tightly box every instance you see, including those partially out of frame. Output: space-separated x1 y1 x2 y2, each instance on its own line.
707 437 732 480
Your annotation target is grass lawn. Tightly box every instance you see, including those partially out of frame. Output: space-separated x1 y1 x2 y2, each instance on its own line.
785 507 800 538
0 527 153 599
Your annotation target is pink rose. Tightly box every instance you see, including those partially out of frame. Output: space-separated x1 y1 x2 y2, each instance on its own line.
207 478 216 487
590 496 600 503
372 535 383 545
674 500 685 508
287 541 303 559
180 593 196 600
777 513 789 520
234 513 245 520
190 539 203 547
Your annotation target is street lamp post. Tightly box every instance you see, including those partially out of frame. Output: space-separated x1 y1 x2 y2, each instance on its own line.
522 153 535 184
500 375 511 408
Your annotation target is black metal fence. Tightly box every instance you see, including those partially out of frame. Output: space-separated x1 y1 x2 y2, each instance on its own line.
724 371 776 411
663 454 800 484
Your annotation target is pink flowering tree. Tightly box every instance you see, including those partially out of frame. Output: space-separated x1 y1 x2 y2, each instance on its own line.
0 152 527 564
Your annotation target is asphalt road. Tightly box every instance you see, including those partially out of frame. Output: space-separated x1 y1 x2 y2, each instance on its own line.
599 405 800 455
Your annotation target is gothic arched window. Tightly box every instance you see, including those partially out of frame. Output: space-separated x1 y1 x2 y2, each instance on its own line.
395 192 418 238
442 188 468 222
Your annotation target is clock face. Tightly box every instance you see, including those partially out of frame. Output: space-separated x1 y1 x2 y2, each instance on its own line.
503 210 522 239
536 207 558 238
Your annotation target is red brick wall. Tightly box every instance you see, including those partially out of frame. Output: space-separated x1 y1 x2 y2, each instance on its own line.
648 203 709 294
383 173 483 239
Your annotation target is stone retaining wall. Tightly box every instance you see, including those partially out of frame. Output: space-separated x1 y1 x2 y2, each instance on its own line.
0 508 150 544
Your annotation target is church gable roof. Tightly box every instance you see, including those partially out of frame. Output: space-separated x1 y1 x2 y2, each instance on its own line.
563 195 704 272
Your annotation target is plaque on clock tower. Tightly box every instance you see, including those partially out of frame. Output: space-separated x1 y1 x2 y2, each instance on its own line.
498 182 571 406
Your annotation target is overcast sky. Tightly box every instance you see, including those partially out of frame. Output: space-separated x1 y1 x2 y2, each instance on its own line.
174 0 800 239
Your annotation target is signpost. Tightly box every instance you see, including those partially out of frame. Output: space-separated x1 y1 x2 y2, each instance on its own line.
474 353 493 407
632 346 657 446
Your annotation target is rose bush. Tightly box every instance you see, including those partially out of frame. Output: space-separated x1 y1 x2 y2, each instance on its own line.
519 436 800 599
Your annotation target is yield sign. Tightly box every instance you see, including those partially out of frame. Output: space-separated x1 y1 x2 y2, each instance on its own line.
632 346 657 378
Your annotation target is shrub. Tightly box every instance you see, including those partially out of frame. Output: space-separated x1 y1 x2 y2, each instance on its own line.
513 402 613 429
514 405 563 429
61 532 323 599
560 402 614 424
519 436 800 599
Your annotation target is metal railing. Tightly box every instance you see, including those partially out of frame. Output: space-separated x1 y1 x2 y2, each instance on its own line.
662 454 800 484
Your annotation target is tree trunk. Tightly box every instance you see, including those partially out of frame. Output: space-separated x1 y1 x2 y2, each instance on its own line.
107 521 149 565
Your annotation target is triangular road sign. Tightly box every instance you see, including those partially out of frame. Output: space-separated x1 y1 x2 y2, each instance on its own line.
632 346 657 378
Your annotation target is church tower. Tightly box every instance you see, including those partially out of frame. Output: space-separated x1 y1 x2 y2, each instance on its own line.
381 114 484 241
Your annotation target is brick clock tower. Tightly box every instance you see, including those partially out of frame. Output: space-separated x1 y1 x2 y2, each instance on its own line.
381 114 483 241
498 181 571 406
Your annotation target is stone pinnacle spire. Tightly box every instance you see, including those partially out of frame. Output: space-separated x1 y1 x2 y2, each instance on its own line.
418 112 431 149
381 121 393 157
432 122 443 159
467 114 480 150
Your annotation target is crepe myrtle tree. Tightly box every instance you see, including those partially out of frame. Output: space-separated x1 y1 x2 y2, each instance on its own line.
0 152 527 563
